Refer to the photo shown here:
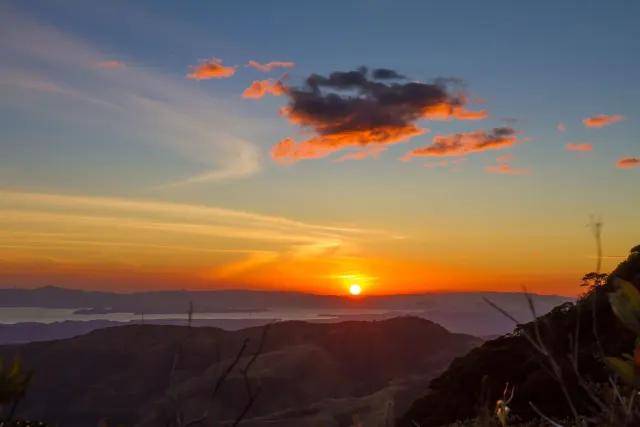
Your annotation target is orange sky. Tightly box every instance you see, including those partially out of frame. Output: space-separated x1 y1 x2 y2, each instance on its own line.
0 190 632 296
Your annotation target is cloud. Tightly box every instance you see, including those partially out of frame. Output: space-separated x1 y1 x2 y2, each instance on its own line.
186 57 236 80
582 114 625 128
484 153 529 175
565 142 593 152
94 60 125 70
247 60 295 72
0 190 400 281
485 164 529 175
242 79 287 99
424 158 466 170
616 157 640 169
334 145 387 162
371 68 405 79
271 67 487 163
0 12 261 186
402 127 520 160
557 122 566 132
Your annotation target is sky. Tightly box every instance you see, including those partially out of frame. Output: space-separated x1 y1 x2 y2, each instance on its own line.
0 0 638 296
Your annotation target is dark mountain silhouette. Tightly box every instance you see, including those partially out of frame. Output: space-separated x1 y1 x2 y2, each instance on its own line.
399 246 640 427
0 317 480 427
0 319 276 344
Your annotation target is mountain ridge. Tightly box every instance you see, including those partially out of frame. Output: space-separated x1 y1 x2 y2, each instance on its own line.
0 316 481 427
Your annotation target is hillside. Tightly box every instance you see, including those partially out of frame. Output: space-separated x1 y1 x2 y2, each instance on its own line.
0 317 480 427
399 245 640 426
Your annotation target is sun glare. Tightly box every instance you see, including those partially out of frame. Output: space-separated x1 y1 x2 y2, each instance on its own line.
349 284 362 296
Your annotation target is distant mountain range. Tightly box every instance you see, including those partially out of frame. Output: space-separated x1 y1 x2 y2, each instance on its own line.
0 317 481 427
0 286 572 338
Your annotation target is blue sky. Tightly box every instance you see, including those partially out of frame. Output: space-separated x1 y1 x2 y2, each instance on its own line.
0 1 638 294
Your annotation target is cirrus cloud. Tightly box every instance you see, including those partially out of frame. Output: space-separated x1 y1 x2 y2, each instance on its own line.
186 57 236 80
582 114 625 128
616 157 640 169
484 153 529 175
402 127 520 160
271 67 487 163
94 60 126 70
247 60 295 72
565 142 593 152
334 145 387 162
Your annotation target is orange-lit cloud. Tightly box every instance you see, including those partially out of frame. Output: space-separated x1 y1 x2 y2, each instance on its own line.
272 68 486 163
565 142 593 152
273 125 426 163
0 190 403 293
247 60 295 72
186 58 236 80
485 164 530 175
484 153 529 175
335 145 387 162
403 128 520 160
582 114 625 128
616 157 640 169
95 60 125 70
242 79 287 99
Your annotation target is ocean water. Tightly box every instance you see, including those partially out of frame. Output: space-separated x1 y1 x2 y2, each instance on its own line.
0 306 421 324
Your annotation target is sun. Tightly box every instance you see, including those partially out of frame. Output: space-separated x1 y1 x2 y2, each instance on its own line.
349 284 362 296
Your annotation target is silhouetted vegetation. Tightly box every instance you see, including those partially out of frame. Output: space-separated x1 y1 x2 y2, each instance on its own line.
400 244 640 427
0 355 34 426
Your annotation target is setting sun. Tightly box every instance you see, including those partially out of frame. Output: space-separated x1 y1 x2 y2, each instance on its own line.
349 284 362 296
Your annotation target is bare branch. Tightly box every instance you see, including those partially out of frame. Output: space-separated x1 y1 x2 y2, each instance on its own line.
211 338 249 400
529 402 565 427
231 323 272 427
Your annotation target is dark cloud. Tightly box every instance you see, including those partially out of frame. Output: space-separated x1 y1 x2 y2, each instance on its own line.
272 67 487 162
372 68 406 80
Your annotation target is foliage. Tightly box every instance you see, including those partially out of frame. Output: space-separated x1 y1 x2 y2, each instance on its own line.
604 278 640 387
0 355 32 421
579 272 608 295
0 355 34 425
0 356 31 406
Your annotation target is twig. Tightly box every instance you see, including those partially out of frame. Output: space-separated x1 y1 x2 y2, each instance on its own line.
211 339 248 400
231 323 272 427
529 402 565 427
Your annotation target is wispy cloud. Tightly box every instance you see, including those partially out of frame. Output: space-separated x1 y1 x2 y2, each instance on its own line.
565 142 593 152
616 157 640 169
557 122 566 132
403 128 520 160
583 114 625 128
271 67 487 163
334 145 387 162
0 190 400 280
424 158 466 170
0 11 262 186
484 154 529 175
186 57 236 80
247 60 295 72
94 60 126 70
